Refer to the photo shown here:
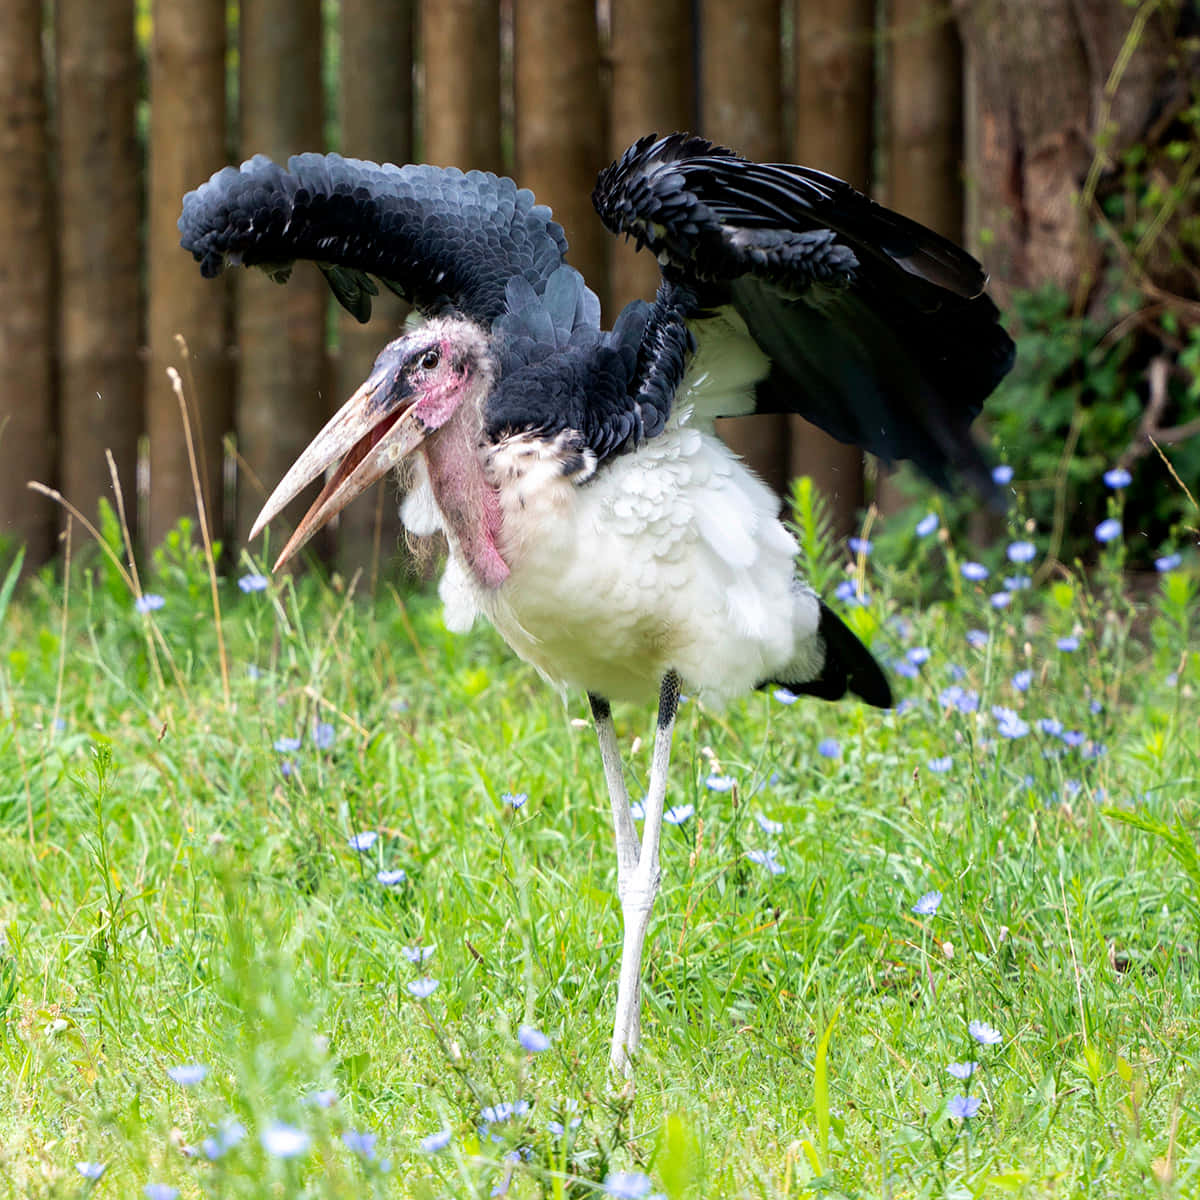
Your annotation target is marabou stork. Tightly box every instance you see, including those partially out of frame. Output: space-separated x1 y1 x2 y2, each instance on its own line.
181 133 1013 1074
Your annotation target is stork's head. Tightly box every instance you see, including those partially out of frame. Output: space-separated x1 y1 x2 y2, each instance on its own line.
252 317 494 569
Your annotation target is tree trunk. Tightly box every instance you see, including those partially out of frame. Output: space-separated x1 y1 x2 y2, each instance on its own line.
421 0 502 171
56 0 142 532
514 0 609 313
0 0 55 564
701 0 791 498
789 0 875 535
146 0 229 550
337 0 414 583
607 0 694 314
236 0 327 550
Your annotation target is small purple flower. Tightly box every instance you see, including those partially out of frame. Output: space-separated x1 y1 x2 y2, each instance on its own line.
848 537 873 556
906 647 931 666
912 890 942 916
969 1019 1002 1046
705 774 735 792
376 868 406 886
314 722 335 750
629 800 646 821
927 756 953 774
745 848 786 876
604 1171 654 1199
939 685 979 714
501 791 527 809
166 1062 207 1086
481 1101 530 1125
261 1123 310 1158
817 738 841 759
306 1089 338 1108
200 1117 245 1161
1003 574 1031 591
135 593 165 614
342 1129 377 1158
947 1094 982 1120
772 687 798 705
961 561 989 582
237 573 269 593
76 1162 106 1180
990 592 1012 609
273 735 301 754
1037 717 1064 737
893 659 920 679
947 1061 979 1079
834 579 868 607
993 707 1029 739
755 813 783 835
144 1186 180 1200
1061 729 1085 748
1103 467 1132 489
1056 636 1079 652
348 830 378 853
1156 552 1182 572
664 803 694 825
916 512 939 537
407 977 438 999
1007 540 1036 563
400 944 434 964
966 629 988 649
420 1127 453 1153
992 464 1014 486
518 1025 550 1053
1095 518 1122 543
1012 670 1032 693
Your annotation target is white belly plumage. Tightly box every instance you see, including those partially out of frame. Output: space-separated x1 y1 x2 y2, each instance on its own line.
402 408 824 707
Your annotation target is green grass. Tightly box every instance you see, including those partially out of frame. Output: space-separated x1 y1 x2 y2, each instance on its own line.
0 505 1197 1200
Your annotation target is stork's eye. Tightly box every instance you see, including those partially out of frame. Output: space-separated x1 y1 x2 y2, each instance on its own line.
419 348 441 371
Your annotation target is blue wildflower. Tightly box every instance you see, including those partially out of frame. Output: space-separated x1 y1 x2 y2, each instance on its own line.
755 813 783 835
348 830 378 852
481 1101 529 1125
144 1186 180 1200
518 1025 551 1053
664 803 694 824
261 1123 310 1158
135 593 165 614
1007 540 1036 563
992 707 1029 739
848 536 873 555
947 1094 982 1120
961 561 989 582
817 738 841 759
966 629 988 648
745 849 785 875
200 1118 245 1160
1003 574 1031 591
604 1171 654 1199
314 722 335 750
705 774 734 792
947 1061 979 1079
1036 717 1064 737
629 800 646 821
939 685 979 714
501 791 528 809
927 756 953 773
1061 730 1085 748
772 686 798 705
1095 518 1122 543
166 1063 207 1086
273 735 301 753
1056 636 1079 652
237 573 269 593
376 869 407 886
407 977 438 999
907 647 931 665
342 1129 377 1158
1012 670 1032 692
834 579 868 607
306 1089 338 1108
1103 467 1132 489
893 659 919 679
420 1128 452 1153
969 1019 1002 1045
992 464 1014 485
916 512 939 537
990 592 1011 609
1156 552 1182 572
76 1162 106 1179
912 890 942 915
400 944 434 964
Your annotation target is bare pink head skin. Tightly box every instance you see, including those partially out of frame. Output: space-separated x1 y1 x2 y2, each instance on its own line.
251 317 509 587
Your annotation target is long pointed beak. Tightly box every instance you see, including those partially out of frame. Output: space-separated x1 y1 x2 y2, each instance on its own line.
250 359 429 570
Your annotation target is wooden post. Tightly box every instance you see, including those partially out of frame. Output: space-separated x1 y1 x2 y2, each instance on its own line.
700 0 790 498
0 0 54 565
514 0 609 313
56 0 142 535
789 0 875 536
146 0 229 550
236 0 327 549
607 0 695 316
336 0 415 582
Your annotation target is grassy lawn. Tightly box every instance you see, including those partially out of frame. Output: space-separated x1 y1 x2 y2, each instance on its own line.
0 498 1196 1199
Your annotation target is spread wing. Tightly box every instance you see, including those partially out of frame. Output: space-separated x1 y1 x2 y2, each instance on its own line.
593 133 1015 491
179 152 570 326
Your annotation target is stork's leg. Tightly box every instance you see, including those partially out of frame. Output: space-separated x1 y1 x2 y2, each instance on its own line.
588 693 640 880
606 671 681 1076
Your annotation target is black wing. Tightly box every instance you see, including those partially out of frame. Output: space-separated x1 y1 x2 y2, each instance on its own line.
593 133 1015 492
180 153 569 326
